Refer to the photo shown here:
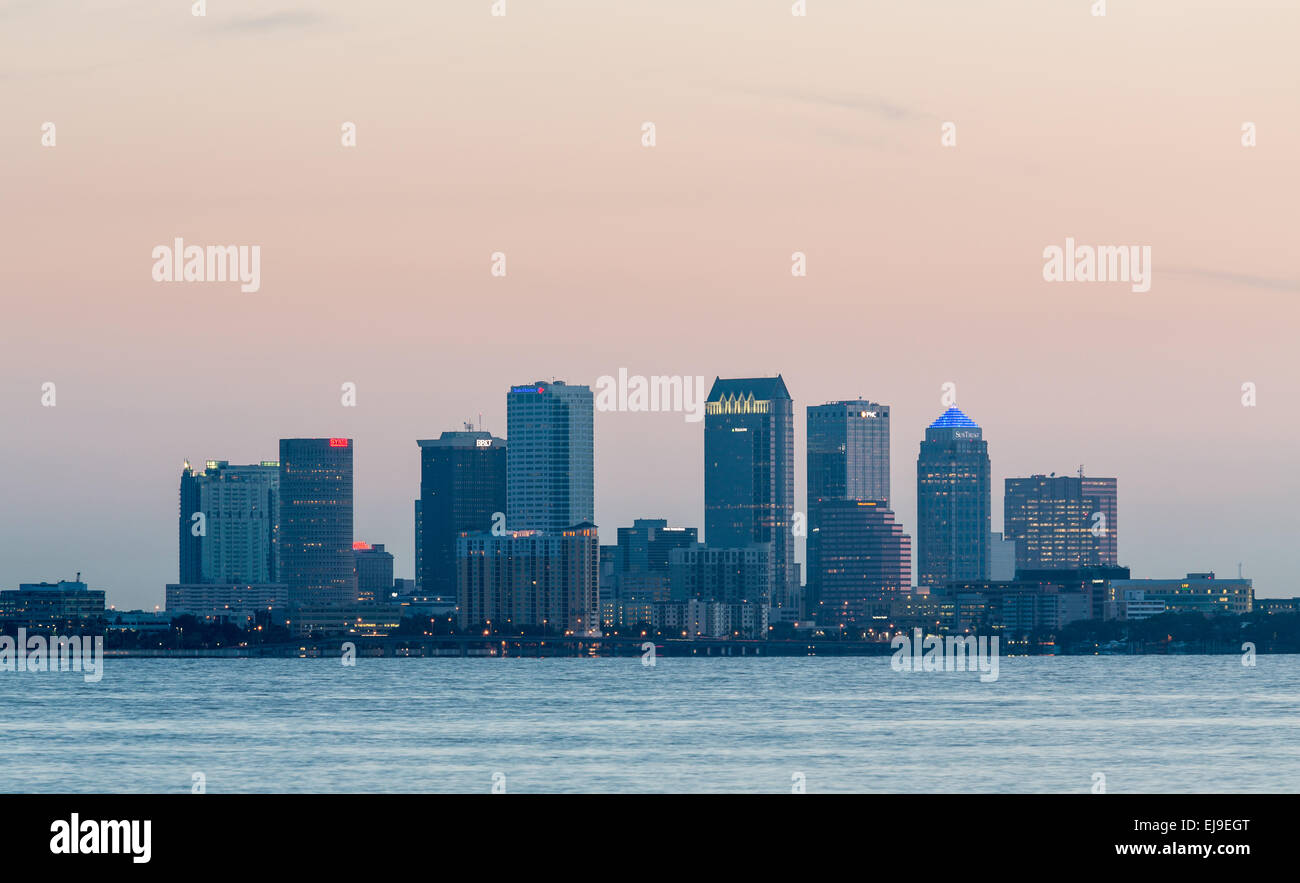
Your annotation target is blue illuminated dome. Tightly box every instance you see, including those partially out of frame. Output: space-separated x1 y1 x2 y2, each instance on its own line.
929 407 979 429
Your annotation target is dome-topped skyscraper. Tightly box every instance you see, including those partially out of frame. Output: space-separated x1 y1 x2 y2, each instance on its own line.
916 407 991 588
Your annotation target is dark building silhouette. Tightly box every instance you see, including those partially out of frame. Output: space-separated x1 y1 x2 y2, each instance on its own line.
417 431 506 600
279 438 356 607
704 376 796 614
916 407 991 587
353 542 394 604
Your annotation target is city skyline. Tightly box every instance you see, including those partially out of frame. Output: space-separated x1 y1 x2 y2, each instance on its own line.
4 372 1288 610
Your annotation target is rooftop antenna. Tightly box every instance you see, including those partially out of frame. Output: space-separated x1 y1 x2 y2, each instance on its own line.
463 421 473 432
1078 464 1085 478
479 411 483 432
1238 562 1244 579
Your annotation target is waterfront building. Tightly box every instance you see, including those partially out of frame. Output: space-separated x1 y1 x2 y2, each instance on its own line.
916 407 991 586
417 431 506 600
279 438 356 607
179 459 279 585
506 381 594 532
1004 473 1118 571
705 376 796 613
457 523 600 635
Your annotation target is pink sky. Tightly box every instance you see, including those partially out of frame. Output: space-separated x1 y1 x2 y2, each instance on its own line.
1 1 1296 608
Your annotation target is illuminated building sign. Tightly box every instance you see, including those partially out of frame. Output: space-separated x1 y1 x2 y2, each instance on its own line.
329 438 349 447
511 386 544 394
475 439 492 447
353 541 371 551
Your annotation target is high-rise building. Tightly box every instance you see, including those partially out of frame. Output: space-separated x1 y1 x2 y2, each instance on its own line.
806 400 892 612
457 523 600 635
704 376 796 613
916 407 991 587
1004 473 1119 571
178 459 280 585
506 381 594 532
353 542 394 604
807 400 891 506
279 438 356 607
808 499 911 625
417 431 507 600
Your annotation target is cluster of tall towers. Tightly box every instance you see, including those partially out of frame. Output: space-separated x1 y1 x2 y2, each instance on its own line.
177 375 1119 630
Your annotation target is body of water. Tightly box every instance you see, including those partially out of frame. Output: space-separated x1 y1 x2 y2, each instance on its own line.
3 656 1297 792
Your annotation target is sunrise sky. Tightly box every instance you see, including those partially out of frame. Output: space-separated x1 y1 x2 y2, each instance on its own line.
2 0 1297 608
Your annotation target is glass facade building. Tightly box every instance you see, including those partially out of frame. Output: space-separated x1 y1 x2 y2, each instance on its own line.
916 407 991 587
806 399 892 613
809 499 911 625
506 381 594 532
279 438 356 607
1004 473 1118 572
704 376 795 612
417 431 506 600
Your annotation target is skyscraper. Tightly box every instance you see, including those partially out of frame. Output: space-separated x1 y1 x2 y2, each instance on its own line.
808 499 911 626
506 381 594 532
417 431 506 599
279 438 356 607
916 407 991 587
178 459 280 584
806 400 892 611
807 400 891 506
1004 473 1118 571
704 376 795 613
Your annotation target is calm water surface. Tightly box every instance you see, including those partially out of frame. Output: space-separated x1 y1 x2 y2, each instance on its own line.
2 656 1297 792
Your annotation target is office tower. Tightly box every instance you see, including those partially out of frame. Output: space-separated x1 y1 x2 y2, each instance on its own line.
916 407 991 587
1004 473 1119 572
0 576 106 626
807 400 891 506
613 519 698 595
1108 572 1253 617
1081 475 1119 566
457 523 600 635
602 518 698 622
417 431 507 600
506 381 594 532
704 376 796 613
668 544 771 606
164 583 289 627
808 500 911 625
353 542 394 604
806 400 892 612
279 438 356 607
987 532 1017 581
178 459 280 584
